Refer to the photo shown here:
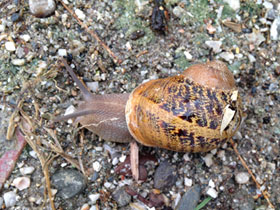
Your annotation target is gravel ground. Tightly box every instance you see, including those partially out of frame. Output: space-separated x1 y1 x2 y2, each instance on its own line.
0 0 280 209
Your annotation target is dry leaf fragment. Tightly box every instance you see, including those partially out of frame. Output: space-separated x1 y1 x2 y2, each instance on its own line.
222 20 242 33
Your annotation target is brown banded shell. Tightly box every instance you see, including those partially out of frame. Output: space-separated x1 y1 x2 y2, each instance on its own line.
125 61 243 152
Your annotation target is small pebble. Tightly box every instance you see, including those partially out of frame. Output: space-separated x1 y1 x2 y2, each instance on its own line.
183 153 190 162
154 161 177 190
51 169 86 199
86 82 99 92
5 41 16 51
205 40 222 53
92 161 101 172
219 52 234 62
16 47 25 58
235 172 250 184
75 9 86 20
263 1 273 9
29 150 37 159
270 17 280 41
246 31 265 46
184 51 193 60
112 187 131 207
0 24 5 32
20 166 35 175
89 193 100 204
89 206 97 210
175 185 201 210
90 171 99 182
58 49 67 57
112 157 119 165
20 34 30 42
206 187 218 198
11 12 20 22
12 177 31 191
104 182 114 189
208 179 215 188
29 0 56 18
184 178 192 187
12 59 25 66
173 6 186 18
204 153 213 167
3 191 17 207
64 105 76 123
81 203 90 210
223 0 240 10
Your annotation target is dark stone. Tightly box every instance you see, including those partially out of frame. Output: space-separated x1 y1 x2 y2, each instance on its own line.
90 171 99 182
175 185 201 210
11 13 21 22
112 187 131 207
154 161 177 190
51 169 86 199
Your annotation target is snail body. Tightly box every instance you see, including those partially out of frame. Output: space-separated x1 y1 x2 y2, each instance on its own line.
56 59 242 153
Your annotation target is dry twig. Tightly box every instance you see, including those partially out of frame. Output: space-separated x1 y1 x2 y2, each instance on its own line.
58 0 122 65
230 138 274 209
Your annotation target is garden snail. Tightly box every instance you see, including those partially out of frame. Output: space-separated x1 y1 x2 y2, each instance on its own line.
55 59 243 153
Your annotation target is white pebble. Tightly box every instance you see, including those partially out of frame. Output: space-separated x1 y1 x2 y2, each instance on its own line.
4 191 17 207
81 203 90 210
93 161 101 172
112 157 119 165
119 155 126 163
126 42 132 51
29 0 56 18
64 105 76 124
12 177 31 191
223 0 240 11
29 150 37 159
5 41 16 51
205 40 222 53
58 49 67 56
263 1 273 9
95 146 103 152
208 179 215 188
217 150 226 161
12 59 25 66
183 153 190 162
0 24 6 32
61 14 68 23
20 34 31 42
89 206 97 210
206 187 218 198
248 54 256 63
204 153 213 167
104 182 114 189
219 51 234 62
270 17 280 41
235 172 250 184
184 178 192 187
89 193 100 204
37 60 47 72
20 166 35 175
184 51 193 60
75 9 86 20
61 162 67 167
86 82 99 92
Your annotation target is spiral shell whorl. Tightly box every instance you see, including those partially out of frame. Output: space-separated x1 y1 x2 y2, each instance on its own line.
125 61 242 152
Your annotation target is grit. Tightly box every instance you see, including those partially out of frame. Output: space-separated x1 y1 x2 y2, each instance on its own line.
0 0 280 209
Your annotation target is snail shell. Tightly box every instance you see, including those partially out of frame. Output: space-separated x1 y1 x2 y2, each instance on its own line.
125 61 242 152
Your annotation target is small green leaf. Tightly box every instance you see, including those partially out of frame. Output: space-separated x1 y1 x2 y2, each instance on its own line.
194 197 212 210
